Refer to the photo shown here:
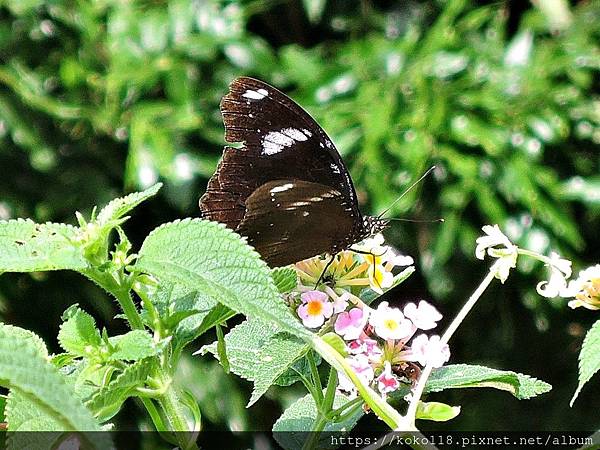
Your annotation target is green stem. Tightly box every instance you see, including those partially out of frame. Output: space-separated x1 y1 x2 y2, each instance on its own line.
292 366 324 415
113 286 144 330
312 336 406 430
301 415 328 450
404 264 498 428
140 398 167 432
158 382 199 450
322 368 338 412
83 270 144 330
329 397 362 420
308 352 323 403
334 401 363 423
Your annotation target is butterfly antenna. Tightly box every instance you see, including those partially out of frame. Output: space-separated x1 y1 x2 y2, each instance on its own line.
386 217 444 223
377 166 436 219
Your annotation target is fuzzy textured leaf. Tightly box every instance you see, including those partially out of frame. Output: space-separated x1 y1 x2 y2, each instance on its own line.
135 219 311 338
572 319 600 405
272 266 298 293
108 330 158 361
201 319 308 406
0 219 86 272
273 391 362 450
57 306 101 356
96 183 162 225
86 359 154 421
426 364 551 400
0 323 102 432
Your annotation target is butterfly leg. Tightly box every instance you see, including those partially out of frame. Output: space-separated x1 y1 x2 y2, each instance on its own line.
348 247 388 291
315 254 336 288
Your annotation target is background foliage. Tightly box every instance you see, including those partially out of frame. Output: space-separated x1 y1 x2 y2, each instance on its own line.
0 0 598 442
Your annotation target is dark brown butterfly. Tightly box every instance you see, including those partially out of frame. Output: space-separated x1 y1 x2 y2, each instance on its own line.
199 77 387 267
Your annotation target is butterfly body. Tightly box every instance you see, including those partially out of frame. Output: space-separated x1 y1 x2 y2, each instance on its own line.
200 77 387 267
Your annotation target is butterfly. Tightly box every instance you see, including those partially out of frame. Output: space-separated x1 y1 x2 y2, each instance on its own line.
199 77 388 267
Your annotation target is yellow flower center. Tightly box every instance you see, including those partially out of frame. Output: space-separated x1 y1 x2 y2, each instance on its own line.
384 319 398 330
307 300 323 316
577 278 600 305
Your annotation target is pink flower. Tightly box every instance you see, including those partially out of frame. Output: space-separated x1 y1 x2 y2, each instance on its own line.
332 292 350 313
297 290 333 328
369 301 416 341
377 361 400 395
337 354 375 395
334 308 369 340
403 300 443 331
406 334 450 368
348 336 383 361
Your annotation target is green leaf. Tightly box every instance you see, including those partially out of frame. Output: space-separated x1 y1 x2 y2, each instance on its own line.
0 323 102 431
96 183 162 225
86 359 154 422
0 220 87 272
321 333 347 357
426 364 552 400
272 266 298 293
273 391 363 450
571 319 600 405
150 281 230 349
135 219 311 338
200 319 308 406
57 306 101 356
108 330 158 361
416 401 461 422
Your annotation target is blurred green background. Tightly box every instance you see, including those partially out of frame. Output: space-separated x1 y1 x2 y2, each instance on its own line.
0 0 598 442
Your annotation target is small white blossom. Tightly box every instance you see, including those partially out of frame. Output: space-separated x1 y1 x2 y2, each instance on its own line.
475 224 518 283
536 252 572 298
403 300 443 331
406 334 450 368
369 301 416 341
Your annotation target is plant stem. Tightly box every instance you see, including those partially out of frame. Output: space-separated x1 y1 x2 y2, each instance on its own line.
312 336 407 430
113 286 144 330
404 263 498 428
158 382 199 450
140 398 167 432
308 352 323 402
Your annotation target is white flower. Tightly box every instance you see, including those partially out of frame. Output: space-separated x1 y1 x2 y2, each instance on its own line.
369 301 416 341
536 251 572 298
403 300 443 331
475 225 518 283
561 264 600 310
407 334 450 368
332 292 350 313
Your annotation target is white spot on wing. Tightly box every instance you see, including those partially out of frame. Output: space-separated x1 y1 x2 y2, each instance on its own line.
302 128 313 137
270 183 294 193
242 89 267 100
303 211 310 217
262 127 310 155
330 163 341 174
281 128 309 142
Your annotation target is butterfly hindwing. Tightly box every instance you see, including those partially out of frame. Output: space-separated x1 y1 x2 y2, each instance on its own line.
237 180 357 267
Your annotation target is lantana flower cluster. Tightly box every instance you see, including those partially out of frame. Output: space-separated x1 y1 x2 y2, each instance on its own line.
476 225 600 311
292 234 450 398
